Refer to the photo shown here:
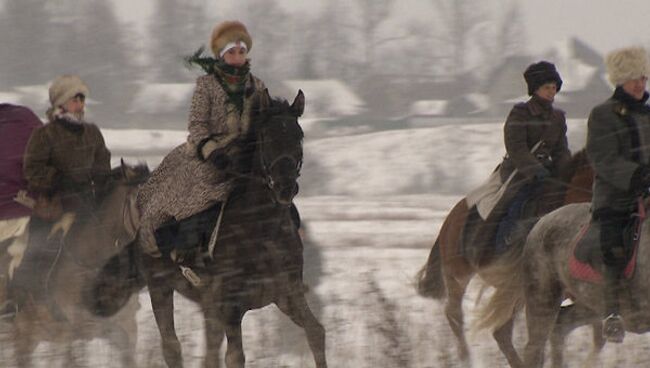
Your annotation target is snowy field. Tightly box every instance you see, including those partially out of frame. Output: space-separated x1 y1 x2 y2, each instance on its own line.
4 120 650 367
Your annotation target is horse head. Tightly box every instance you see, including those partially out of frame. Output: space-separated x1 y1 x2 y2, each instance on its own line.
229 89 304 206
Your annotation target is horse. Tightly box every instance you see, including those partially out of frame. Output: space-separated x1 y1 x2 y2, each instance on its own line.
474 189 650 367
0 161 148 367
415 148 595 367
89 90 327 368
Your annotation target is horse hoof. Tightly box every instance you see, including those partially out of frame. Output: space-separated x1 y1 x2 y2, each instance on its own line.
603 314 625 343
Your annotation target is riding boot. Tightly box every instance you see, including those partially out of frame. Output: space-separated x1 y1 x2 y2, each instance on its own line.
602 264 625 343
596 208 628 343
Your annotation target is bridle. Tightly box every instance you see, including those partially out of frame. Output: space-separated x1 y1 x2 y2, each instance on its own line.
257 115 303 195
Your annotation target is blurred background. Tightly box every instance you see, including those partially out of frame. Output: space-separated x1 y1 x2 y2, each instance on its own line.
3 0 650 367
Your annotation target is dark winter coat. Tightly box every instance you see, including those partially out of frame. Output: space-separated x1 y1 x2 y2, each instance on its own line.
587 88 650 213
499 94 571 184
464 95 571 262
0 104 43 220
23 117 111 211
137 73 265 254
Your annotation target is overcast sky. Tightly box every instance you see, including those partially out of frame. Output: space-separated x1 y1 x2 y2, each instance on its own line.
111 0 650 57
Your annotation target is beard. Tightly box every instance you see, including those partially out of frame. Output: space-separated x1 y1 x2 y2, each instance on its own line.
59 110 86 124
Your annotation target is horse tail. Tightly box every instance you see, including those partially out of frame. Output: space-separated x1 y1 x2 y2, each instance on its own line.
472 240 526 332
415 238 446 300
83 242 145 317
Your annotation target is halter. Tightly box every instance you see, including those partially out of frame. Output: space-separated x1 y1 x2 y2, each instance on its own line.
257 115 303 193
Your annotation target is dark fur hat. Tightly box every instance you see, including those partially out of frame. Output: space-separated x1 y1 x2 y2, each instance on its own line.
523 61 563 96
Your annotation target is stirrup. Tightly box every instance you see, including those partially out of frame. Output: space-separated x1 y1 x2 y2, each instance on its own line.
603 313 625 343
179 265 201 287
0 300 18 322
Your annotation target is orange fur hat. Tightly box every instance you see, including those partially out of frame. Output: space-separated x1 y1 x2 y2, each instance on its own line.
210 20 253 57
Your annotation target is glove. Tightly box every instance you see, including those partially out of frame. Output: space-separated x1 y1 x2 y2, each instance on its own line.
208 149 231 170
632 165 650 193
534 167 550 181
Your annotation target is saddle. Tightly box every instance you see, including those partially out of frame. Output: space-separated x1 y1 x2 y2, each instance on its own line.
569 204 643 284
154 202 223 264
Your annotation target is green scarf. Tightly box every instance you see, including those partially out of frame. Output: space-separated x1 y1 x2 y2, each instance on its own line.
185 47 251 112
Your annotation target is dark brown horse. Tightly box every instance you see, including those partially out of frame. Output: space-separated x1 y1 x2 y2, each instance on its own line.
416 149 594 367
89 90 326 368
0 162 148 368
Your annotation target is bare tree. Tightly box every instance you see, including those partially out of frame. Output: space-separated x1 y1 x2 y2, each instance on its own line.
429 0 489 76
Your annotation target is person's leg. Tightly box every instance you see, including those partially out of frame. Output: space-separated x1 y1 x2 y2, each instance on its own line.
596 208 628 342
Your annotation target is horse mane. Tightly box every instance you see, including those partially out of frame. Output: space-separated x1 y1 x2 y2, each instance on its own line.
251 94 304 141
109 162 151 186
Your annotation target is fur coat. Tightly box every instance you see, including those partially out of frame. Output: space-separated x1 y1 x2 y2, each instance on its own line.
137 73 265 254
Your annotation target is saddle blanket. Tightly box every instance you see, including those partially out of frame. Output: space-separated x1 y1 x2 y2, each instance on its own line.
568 220 639 284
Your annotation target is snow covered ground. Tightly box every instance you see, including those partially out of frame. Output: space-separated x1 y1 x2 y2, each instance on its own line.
4 120 650 367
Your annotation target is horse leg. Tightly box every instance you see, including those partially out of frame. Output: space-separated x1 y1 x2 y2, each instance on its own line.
443 268 471 362
150 285 183 368
582 322 606 368
223 311 245 368
275 293 327 368
523 281 562 367
106 318 138 367
202 305 225 368
12 328 37 368
493 316 523 368
549 302 605 368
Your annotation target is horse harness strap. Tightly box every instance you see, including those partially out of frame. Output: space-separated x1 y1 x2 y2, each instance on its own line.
207 196 229 259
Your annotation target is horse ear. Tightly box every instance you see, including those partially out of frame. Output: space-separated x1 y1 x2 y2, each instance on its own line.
120 158 127 178
120 158 136 181
290 90 305 117
259 88 272 111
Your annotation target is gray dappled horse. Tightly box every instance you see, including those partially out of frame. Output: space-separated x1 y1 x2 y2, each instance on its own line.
89 90 327 368
476 200 650 367
415 149 601 368
0 162 147 368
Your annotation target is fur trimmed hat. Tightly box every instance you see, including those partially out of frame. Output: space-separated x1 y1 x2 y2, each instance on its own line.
49 74 89 108
210 20 252 58
523 61 563 96
605 46 650 86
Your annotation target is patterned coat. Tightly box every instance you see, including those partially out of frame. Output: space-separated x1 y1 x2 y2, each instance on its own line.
137 73 265 254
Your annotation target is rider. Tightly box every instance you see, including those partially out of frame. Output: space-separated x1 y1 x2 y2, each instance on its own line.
586 46 650 343
466 61 571 261
3 75 112 317
137 20 268 261
0 104 43 318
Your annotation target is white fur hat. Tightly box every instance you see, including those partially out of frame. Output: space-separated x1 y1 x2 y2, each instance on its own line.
605 47 650 86
49 74 89 108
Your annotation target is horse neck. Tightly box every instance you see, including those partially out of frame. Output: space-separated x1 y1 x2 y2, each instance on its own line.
67 183 132 265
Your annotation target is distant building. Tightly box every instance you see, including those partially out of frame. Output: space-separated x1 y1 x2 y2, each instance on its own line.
279 79 365 119
277 79 368 137
484 38 611 119
127 83 194 129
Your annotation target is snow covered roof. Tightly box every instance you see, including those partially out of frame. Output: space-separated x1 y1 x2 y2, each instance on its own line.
128 83 194 114
542 38 602 92
410 100 448 116
282 79 364 119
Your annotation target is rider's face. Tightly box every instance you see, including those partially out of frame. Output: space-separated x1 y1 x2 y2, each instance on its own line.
622 76 648 101
534 82 558 102
62 93 85 115
223 46 248 68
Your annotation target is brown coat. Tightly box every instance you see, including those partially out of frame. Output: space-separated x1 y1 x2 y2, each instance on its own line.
137 73 265 254
23 118 111 210
465 95 571 262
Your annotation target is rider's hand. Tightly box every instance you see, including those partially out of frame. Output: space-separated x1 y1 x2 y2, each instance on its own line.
534 167 550 181
633 165 650 193
208 149 231 170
